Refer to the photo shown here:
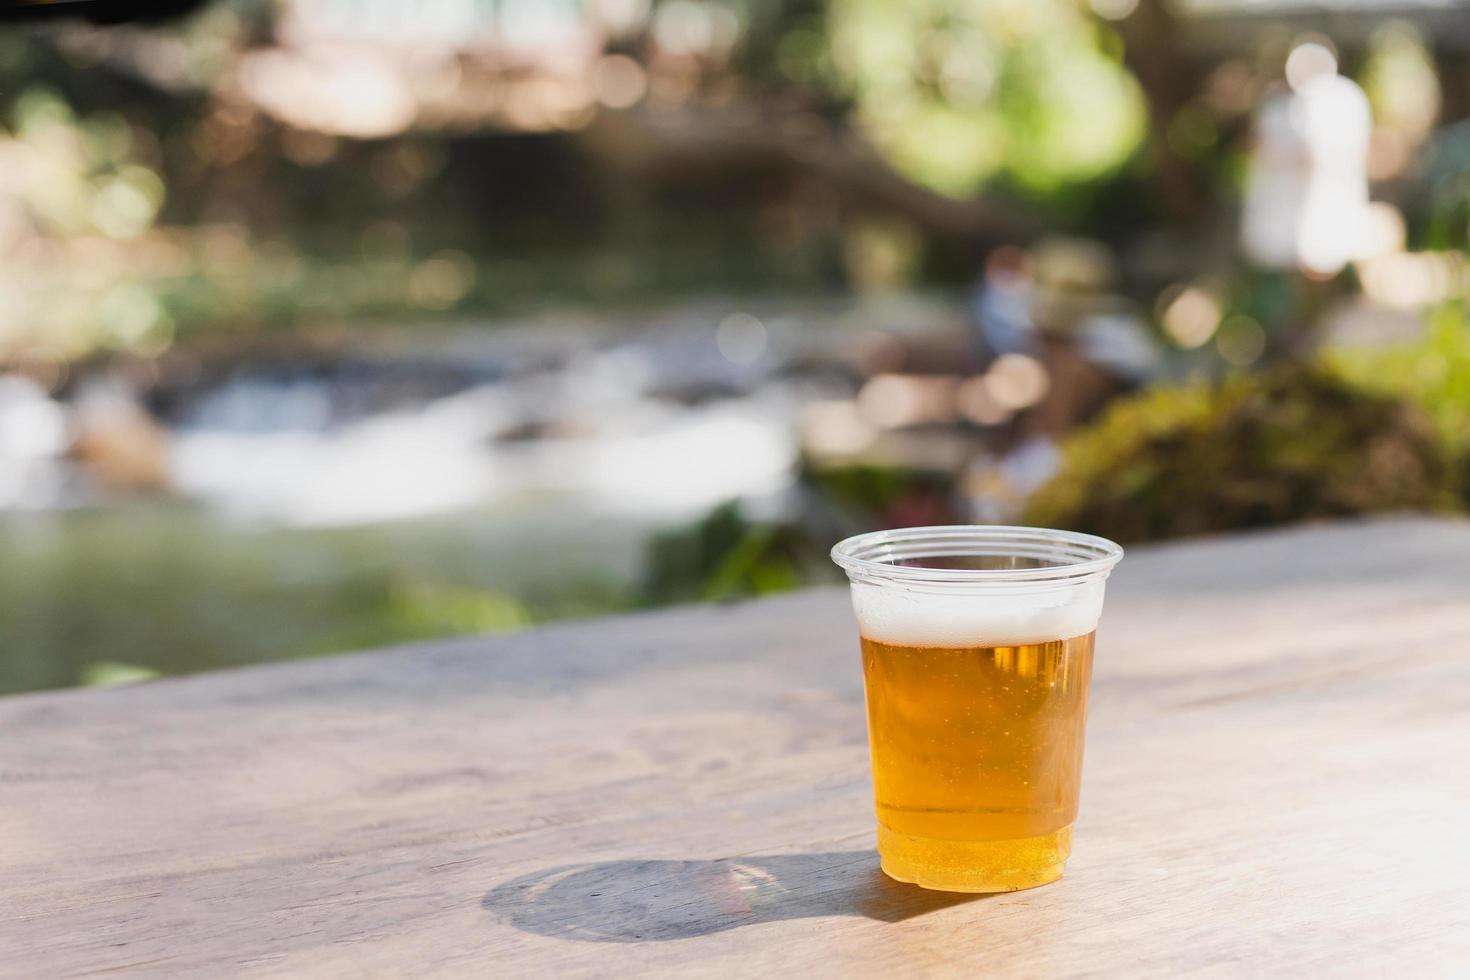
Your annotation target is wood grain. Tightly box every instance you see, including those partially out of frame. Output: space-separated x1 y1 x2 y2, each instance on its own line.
2 517 1469 977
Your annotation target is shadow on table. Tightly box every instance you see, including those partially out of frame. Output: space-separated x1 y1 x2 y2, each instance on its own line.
484 851 986 942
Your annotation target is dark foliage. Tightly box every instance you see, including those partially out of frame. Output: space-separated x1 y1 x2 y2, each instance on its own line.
1024 367 1461 543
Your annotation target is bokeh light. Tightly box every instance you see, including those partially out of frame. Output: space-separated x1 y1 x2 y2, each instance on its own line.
1160 285 1222 350
1285 40 1337 92
716 313 768 366
1217 316 1266 367
984 354 1049 411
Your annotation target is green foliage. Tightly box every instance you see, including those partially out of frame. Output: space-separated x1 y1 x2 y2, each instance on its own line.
827 0 1147 196
1327 307 1470 455
642 502 814 604
1024 367 1460 543
804 460 928 513
0 86 173 355
383 582 532 635
1358 22 1441 144
801 460 958 527
642 464 961 606
8 87 166 240
81 661 161 688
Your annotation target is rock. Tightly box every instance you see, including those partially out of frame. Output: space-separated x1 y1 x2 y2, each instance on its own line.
69 381 171 492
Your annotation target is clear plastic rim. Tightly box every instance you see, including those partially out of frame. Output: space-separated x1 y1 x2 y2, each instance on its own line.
831 525 1123 589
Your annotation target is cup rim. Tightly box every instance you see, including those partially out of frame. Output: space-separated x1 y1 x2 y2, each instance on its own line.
830 524 1123 588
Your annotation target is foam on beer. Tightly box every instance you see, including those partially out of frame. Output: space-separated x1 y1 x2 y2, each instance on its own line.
850 580 1104 648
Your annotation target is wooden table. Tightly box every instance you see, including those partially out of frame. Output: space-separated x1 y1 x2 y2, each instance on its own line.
4 517 1469 977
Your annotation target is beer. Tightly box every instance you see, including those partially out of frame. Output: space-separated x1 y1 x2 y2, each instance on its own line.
832 525 1122 893
861 632 1094 892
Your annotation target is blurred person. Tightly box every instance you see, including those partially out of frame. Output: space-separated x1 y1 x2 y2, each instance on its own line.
1242 41 1371 278
968 246 1041 366
1238 40 1374 358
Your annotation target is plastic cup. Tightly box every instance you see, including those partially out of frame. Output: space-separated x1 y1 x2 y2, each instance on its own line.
832 525 1123 892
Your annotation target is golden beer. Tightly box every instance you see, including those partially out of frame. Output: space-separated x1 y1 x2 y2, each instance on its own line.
861 632 1094 892
832 525 1122 893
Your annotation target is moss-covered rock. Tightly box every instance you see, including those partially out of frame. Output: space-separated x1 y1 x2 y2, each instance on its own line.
1023 367 1461 544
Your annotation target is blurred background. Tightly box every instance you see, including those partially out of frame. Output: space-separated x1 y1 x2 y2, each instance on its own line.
2 0 1468 694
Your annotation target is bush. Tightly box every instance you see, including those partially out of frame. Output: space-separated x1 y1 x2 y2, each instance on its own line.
641 502 811 605
1326 308 1470 456
1023 366 1461 544
642 465 959 605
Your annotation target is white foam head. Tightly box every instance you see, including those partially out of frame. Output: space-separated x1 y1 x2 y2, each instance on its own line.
850 580 1104 648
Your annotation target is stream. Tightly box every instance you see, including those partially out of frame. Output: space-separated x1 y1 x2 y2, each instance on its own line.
0 296 963 693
